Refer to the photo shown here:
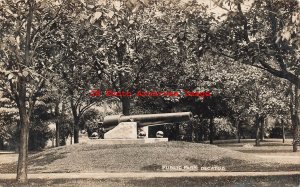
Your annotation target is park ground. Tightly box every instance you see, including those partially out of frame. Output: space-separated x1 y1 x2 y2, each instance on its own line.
0 175 300 187
0 139 299 186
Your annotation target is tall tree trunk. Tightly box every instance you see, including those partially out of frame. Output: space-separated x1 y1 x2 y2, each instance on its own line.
70 101 79 144
16 77 30 182
121 97 130 115
116 42 132 116
16 109 29 183
260 117 265 141
55 102 60 147
74 117 79 144
290 83 299 152
16 1 33 182
235 118 241 143
292 83 299 152
55 123 59 147
292 114 299 152
70 124 73 145
255 114 260 146
17 114 29 183
281 118 285 143
209 117 214 144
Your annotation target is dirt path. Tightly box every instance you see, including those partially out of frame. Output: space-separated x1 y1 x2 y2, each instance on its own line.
0 153 17 165
1 171 300 180
254 155 300 164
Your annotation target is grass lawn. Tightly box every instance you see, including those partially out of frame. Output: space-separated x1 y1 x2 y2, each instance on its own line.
215 139 300 165
0 141 299 173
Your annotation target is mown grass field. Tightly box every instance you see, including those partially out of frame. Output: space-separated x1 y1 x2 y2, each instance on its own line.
0 141 299 174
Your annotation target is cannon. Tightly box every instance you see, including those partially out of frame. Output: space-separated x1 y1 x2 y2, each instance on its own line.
103 112 192 130
102 112 192 139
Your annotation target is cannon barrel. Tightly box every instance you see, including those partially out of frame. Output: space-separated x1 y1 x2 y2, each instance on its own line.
103 112 192 130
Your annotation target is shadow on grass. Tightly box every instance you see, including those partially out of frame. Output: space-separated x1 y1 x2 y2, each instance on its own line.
0 163 17 174
28 151 67 167
0 151 68 173
141 164 162 171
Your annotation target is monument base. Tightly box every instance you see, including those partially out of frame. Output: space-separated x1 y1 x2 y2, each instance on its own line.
87 138 168 145
104 122 137 139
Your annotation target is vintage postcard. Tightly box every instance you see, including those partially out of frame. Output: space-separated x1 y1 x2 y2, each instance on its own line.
0 0 299 186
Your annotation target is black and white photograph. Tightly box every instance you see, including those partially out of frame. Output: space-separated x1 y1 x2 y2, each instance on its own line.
0 0 299 186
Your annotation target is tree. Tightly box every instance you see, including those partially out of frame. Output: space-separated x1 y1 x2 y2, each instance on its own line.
0 0 79 182
211 0 299 151
50 17 104 143
0 1 39 182
84 0 214 116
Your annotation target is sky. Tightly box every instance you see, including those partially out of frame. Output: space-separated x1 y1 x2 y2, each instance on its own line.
181 0 255 17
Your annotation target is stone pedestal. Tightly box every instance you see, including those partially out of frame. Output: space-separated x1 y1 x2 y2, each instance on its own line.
102 122 168 144
104 122 137 139
87 138 168 144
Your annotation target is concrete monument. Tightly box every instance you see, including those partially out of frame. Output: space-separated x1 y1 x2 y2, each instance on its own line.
102 112 192 142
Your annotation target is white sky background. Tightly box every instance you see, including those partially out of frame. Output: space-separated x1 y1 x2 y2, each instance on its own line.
181 0 254 17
